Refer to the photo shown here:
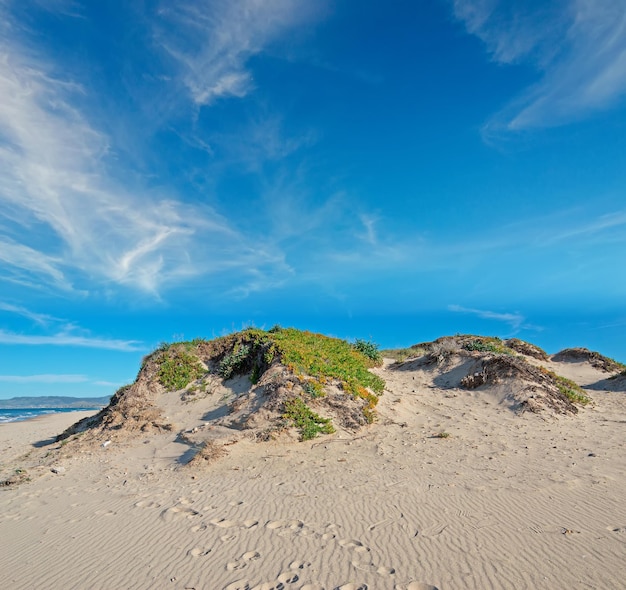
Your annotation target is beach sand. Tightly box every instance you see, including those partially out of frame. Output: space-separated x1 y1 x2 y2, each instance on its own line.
1 361 625 589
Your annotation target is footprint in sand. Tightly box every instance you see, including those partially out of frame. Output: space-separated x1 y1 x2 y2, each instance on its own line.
321 523 339 541
376 566 396 576
419 523 448 537
288 560 311 571
265 519 312 536
249 571 300 590
134 499 161 509
276 571 299 584
334 584 368 590
351 559 395 577
191 523 208 533
226 550 261 571
94 509 117 517
337 538 395 578
160 505 200 522
300 585 325 590
338 539 370 554
188 547 212 558
211 518 259 529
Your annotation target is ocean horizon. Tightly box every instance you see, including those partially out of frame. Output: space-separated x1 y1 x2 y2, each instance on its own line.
0 408 99 424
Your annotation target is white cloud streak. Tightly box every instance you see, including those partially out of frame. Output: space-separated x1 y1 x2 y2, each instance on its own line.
0 6 288 296
0 302 60 325
453 0 626 131
448 304 526 329
155 0 321 106
0 329 142 351
0 374 88 383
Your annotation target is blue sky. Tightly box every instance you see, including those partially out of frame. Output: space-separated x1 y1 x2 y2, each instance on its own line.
1 0 625 399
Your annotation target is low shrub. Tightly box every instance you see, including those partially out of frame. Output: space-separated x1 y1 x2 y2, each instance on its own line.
553 374 591 405
283 397 335 441
352 339 382 363
158 349 205 391
218 344 251 379
539 367 591 405
463 337 513 355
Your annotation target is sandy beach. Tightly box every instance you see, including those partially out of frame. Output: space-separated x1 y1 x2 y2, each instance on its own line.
1 357 625 590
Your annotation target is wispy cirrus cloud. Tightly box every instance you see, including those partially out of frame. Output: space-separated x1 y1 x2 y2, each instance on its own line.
449 304 526 329
0 4 290 297
448 305 548 335
0 302 141 351
453 0 626 132
0 302 61 326
204 115 318 173
0 374 88 383
155 0 323 106
0 329 142 351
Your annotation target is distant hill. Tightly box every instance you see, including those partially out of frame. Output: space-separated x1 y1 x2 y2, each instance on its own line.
0 395 111 409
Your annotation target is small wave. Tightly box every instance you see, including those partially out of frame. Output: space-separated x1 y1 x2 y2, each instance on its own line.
0 408 96 424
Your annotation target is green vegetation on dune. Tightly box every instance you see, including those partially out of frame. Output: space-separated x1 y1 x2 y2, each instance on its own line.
352 338 382 363
157 348 204 391
462 337 514 355
152 326 385 437
380 345 427 362
283 397 335 441
260 328 384 393
383 335 516 361
539 367 591 406
384 335 552 362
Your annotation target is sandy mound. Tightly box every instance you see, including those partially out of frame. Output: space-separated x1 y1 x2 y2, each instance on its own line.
389 336 590 414
551 347 625 373
504 337 549 360
385 334 549 362
585 372 626 392
56 328 383 463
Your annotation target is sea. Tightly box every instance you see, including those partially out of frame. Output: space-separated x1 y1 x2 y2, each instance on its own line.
0 408 100 424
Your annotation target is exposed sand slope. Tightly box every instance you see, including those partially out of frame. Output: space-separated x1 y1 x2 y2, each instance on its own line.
1 355 625 589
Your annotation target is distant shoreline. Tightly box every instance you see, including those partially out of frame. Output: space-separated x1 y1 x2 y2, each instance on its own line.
0 395 110 411
0 407 103 425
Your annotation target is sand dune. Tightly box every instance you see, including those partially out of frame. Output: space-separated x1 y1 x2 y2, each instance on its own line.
1 336 625 589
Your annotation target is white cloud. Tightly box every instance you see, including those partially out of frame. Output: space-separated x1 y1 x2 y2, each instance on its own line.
0 302 60 325
449 304 526 329
0 8 288 296
0 374 88 383
0 238 70 290
205 115 317 172
359 214 379 246
534 209 626 245
0 303 142 351
453 0 626 131
155 0 322 106
0 329 142 351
